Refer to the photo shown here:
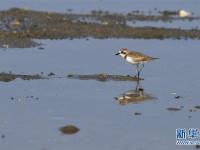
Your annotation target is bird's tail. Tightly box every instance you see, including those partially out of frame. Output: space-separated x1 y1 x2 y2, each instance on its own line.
149 57 159 61
152 57 159 60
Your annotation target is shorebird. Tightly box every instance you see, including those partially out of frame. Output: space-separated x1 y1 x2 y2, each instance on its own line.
115 48 158 78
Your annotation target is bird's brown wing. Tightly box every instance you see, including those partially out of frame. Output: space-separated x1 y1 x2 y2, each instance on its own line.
128 51 157 62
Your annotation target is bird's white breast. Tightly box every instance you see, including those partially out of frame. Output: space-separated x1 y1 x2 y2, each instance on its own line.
125 56 137 64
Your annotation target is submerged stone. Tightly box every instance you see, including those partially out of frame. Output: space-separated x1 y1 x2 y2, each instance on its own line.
59 125 80 135
166 107 181 111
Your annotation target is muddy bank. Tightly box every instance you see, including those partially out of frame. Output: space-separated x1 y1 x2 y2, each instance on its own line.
0 72 141 82
68 73 141 82
0 72 43 82
0 8 200 48
0 36 39 48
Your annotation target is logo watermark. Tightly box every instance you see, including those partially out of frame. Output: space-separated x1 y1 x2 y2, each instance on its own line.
176 128 200 145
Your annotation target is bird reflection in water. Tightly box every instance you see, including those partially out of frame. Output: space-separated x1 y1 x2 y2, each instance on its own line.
115 81 156 105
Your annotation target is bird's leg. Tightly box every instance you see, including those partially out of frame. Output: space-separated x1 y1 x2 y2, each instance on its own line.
139 63 144 71
138 71 140 79
136 64 139 78
136 79 139 90
138 63 144 78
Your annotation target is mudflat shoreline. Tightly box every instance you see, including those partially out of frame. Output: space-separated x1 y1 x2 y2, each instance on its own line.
0 8 200 48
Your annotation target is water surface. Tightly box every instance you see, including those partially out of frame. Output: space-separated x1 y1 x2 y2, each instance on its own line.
0 39 200 150
1 0 200 14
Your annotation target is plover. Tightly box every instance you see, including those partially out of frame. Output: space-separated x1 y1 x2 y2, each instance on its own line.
115 48 158 78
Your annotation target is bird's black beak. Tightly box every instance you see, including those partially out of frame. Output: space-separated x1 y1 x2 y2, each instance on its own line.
115 52 120 55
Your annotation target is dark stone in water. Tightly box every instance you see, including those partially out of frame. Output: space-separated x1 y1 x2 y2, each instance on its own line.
48 72 55 76
166 107 181 111
189 109 196 112
59 125 80 135
174 96 183 99
67 74 73 77
134 112 142 116
196 145 200 149
1 134 5 139
194 105 200 109
38 47 44 50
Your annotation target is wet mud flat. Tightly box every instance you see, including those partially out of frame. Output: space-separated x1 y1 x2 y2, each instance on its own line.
0 72 140 82
0 8 200 48
0 35 39 48
67 73 141 82
0 72 43 82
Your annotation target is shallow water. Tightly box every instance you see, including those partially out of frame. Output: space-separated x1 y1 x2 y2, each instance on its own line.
0 39 200 150
0 0 200 149
127 19 200 29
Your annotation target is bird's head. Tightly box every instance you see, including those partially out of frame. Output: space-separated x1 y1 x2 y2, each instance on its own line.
115 48 129 57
